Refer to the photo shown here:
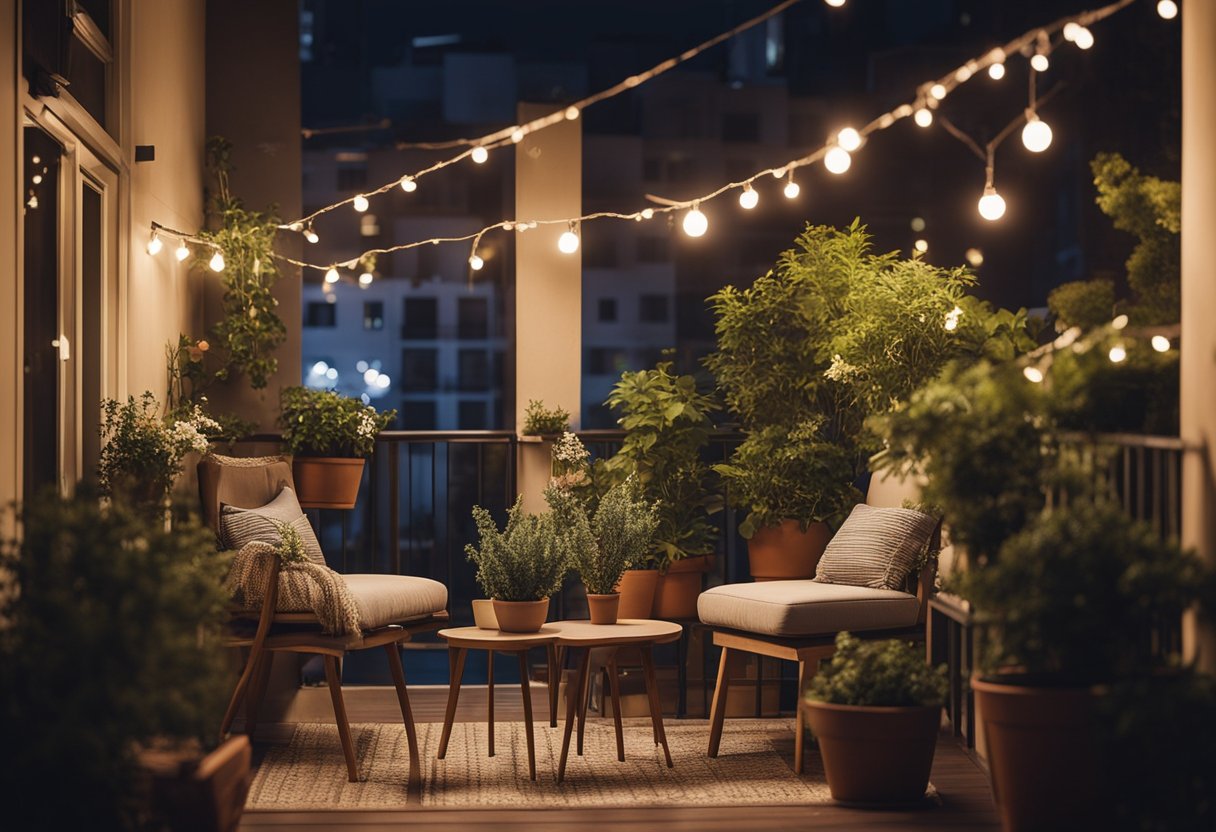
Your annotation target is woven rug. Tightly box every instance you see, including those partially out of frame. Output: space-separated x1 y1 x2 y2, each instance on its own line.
246 718 889 809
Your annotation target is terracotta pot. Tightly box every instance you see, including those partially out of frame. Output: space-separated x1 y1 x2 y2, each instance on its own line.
292 457 365 509
491 598 551 633
747 519 831 581
471 599 498 630
614 569 659 619
802 700 941 804
586 592 621 625
652 555 712 619
972 677 1106 832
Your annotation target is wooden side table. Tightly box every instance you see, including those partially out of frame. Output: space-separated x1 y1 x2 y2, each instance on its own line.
555 619 683 783
436 626 562 781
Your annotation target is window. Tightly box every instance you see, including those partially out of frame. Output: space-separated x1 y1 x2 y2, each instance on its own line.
597 298 617 322
401 348 438 391
337 166 367 191
305 301 336 327
457 297 488 339
586 347 628 376
722 113 761 143
458 349 489 391
584 238 618 268
458 400 487 430
363 301 383 331
24 0 113 133
400 400 436 430
402 298 437 339
666 158 698 183
639 295 669 324
637 237 669 263
360 214 380 237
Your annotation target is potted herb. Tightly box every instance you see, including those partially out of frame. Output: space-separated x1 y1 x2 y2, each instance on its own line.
803 632 947 804
465 497 569 632
98 392 220 511
550 476 660 624
522 399 571 437
278 386 396 509
706 222 1021 579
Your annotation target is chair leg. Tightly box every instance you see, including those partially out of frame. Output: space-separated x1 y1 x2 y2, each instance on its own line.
384 643 421 798
220 645 260 740
518 651 537 781
641 645 673 768
795 659 807 775
437 647 467 760
244 650 275 739
707 645 733 758
323 656 360 782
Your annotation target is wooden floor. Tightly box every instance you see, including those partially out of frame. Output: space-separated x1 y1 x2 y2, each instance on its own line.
240 686 999 831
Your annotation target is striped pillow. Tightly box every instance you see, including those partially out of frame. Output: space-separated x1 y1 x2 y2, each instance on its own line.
814 503 937 591
220 487 326 567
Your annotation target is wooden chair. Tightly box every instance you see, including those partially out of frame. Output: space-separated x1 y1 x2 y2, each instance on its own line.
699 473 943 774
199 454 449 793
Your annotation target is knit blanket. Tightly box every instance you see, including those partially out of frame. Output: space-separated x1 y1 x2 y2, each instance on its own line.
224 541 363 638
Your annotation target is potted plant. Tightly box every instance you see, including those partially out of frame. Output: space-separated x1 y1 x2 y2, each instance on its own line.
0 489 241 829
465 497 568 632
278 385 396 509
595 362 720 617
522 398 571 437
550 475 660 624
706 222 1021 579
803 632 947 804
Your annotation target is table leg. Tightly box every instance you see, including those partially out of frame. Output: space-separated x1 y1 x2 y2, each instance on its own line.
577 648 594 757
641 645 673 768
518 651 537 781
607 651 625 762
487 649 495 758
558 648 590 784
437 647 467 760
546 642 558 728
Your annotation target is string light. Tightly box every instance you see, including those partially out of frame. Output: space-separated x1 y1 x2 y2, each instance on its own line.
352 194 370 212
824 146 852 174
929 83 947 101
640 208 654 220
303 226 319 244
565 106 580 120
470 146 489 164
914 238 928 253
1112 314 1129 330
988 62 1006 80
558 221 581 254
914 107 933 128
1064 23 1095 49
836 126 862 152
910 216 926 232
1023 366 1045 383
469 254 484 271
209 251 225 272
1157 0 1178 20
358 271 374 286
511 128 525 143
978 185 1007 221
944 306 963 331
175 241 191 262
324 267 340 283
1031 53 1050 72
824 0 846 7
1108 344 1127 363
399 176 417 192
783 170 801 199
1151 335 1171 352
1021 113 1053 153
146 231 163 255
965 247 984 267
739 182 759 209
683 204 708 237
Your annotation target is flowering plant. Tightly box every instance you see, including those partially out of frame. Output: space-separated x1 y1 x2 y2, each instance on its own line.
550 431 590 490
97 392 220 504
278 386 396 458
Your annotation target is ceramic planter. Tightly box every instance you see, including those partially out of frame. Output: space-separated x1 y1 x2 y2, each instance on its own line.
972 677 1106 832
614 569 660 619
492 598 551 633
802 700 941 804
292 457 365 509
471 599 499 630
746 519 831 581
586 592 621 625
652 555 712 619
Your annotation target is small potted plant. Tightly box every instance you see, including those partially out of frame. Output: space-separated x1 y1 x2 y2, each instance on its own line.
278 386 396 509
465 497 568 632
521 399 571 438
550 476 659 624
803 632 947 805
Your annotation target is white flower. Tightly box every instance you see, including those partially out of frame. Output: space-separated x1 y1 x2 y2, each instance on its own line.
824 354 858 382
553 431 589 465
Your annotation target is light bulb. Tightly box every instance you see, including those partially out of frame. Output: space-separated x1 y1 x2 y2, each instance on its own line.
1112 314 1129 330
209 251 225 272
1021 115 1053 153
783 180 800 199
1031 53 1050 72
965 247 984 267
836 126 862 151
929 83 947 101
558 227 580 254
738 184 759 210
988 62 1006 80
641 208 654 220
324 267 339 284
1108 344 1127 363
911 216 926 232
944 306 963 331
683 206 708 237
1063 22 1082 41
400 176 417 192
1073 26 1094 49
469 254 484 271
914 107 933 128
511 128 525 143
565 106 580 120
471 146 489 164
358 271 374 286
312 361 329 375
978 186 1007 221
1151 335 1171 352
914 238 928 253
303 227 319 243
1157 0 1178 20
175 242 190 262
824 146 852 174
32 174 42 184
1023 366 1045 383
772 167 786 178
146 233 163 255
353 194 369 212
824 0 845 6
363 368 380 385
955 66 973 83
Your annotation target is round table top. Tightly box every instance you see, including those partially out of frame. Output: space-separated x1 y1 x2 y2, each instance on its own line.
553 618 682 646
437 625 563 649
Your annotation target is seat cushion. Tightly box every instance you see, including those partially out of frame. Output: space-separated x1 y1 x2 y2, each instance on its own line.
697 580 920 637
814 503 937 590
220 486 326 567
342 574 448 630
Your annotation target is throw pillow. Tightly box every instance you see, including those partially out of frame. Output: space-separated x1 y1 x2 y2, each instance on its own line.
220 486 327 567
814 503 938 591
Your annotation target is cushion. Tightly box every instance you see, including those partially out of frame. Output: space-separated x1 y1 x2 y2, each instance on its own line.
814 503 937 590
220 487 326 567
342 574 449 630
697 580 920 637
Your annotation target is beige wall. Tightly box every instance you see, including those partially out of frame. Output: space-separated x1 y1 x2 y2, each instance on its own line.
0 0 17 515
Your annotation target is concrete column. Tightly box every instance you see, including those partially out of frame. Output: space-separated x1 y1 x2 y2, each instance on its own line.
514 103 581 512
0 0 17 518
1181 0 1216 672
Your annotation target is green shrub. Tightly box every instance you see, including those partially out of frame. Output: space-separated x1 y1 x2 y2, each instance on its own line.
522 399 571 435
1048 279 1116 331
278 386 396 458
549 476 659 595
807 632 947 707
465 497 568 601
